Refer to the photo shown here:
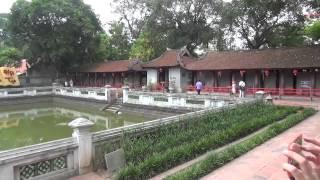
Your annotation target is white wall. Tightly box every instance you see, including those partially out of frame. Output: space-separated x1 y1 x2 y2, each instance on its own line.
147 69 158 86
169 67 181 92
180 69 192 92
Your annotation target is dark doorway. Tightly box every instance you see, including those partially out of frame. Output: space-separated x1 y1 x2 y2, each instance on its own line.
158 68 168 82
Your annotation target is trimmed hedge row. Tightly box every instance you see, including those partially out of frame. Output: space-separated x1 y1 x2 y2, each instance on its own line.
117 104 300 180
122 103 295 164
166 108 316 180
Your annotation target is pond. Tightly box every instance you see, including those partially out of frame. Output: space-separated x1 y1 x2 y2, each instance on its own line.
0 102 150 151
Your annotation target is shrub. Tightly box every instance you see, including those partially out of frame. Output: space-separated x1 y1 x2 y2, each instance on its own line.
116 103 301 179
166 108 316 180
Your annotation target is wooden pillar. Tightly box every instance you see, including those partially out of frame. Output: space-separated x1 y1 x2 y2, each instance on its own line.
191 71 195 85
231 71 235 86
311 70 316 88
279 70 285 96
254 70 259 88
132 72 135 88
94 72 97 87
213 71 218 87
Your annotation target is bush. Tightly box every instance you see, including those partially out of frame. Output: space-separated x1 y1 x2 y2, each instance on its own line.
166 108 316 180
116 103 302 180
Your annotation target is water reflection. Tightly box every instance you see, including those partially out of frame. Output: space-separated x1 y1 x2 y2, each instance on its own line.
0 105 148 151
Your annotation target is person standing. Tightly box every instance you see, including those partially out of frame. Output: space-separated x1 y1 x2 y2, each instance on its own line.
239 80 245 98
64 80 68 87
231 80 236 96
69 79 74 87
195 80 203 95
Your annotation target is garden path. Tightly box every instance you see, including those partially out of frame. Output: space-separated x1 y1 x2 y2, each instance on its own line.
201 99 320 180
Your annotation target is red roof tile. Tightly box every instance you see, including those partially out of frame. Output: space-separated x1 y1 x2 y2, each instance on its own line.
185 47 320 70
76 60 143 73
143 49 196 68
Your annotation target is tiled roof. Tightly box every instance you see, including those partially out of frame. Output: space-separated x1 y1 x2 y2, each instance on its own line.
185 47 320 70
143 49 196 68
75 60 143 73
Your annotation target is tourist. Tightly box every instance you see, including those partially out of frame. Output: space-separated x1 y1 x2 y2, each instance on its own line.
283 135 320 180
64 80 68 87
239 80 245 98
195 80 203 95
231 80 236 96
69 79 74 87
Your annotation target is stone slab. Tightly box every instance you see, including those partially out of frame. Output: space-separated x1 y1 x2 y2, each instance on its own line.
104 149 125 172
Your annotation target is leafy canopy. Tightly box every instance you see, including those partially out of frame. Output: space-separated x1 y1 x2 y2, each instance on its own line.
7 0 103 71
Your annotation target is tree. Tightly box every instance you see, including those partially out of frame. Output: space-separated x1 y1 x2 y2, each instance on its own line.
106 21 131 60
7 0 103 72
0 13 10 47
305 21 320 42
224 0 306 49
114 0 225 54
0 47 22 66
129 32 155 61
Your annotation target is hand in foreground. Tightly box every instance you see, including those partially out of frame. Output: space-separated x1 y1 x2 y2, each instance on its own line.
282 136 320 180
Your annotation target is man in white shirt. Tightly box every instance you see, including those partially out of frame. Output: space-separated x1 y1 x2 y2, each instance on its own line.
239 80 245 98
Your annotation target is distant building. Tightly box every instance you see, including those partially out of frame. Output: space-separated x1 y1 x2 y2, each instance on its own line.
72 46 320 96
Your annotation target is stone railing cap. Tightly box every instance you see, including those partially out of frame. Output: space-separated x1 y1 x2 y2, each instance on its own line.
68 117 94 128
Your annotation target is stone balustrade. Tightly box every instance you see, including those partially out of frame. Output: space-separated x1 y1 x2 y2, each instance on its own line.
123 89 244 109
0 86 117 102
0 98 256 180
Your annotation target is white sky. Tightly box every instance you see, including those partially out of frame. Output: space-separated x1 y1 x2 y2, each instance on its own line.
0 0 118 30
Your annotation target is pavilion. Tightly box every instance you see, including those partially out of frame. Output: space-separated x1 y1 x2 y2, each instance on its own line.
70 60 146 88
71 46 320 96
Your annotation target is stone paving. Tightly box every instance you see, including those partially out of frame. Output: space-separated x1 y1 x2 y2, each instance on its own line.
201 99 320 180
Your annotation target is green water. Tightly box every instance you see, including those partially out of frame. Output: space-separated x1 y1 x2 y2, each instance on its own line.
0 103 150 151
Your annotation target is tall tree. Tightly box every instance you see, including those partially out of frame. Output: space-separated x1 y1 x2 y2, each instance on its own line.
0 13 10 47
224 0 306 49
129 31 155 61
7 0 103 71
114 0 225 54
106 21 131 60
305 21 320 42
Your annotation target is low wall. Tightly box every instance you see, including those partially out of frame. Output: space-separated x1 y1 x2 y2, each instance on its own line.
123 90 241 109
0 94 255 180
0 86 118 103
0 138 78 180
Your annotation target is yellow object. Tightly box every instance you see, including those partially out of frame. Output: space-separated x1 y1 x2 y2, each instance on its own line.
0 67 20 86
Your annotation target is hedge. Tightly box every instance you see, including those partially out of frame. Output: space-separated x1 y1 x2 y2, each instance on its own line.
116 103 301 180
166 108 316 180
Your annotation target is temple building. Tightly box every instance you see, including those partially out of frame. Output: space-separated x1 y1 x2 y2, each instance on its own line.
71 46 320 96
70 60 146 88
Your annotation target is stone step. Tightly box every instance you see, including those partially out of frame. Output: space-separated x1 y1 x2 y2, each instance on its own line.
108 107 120 111
106 109 118 113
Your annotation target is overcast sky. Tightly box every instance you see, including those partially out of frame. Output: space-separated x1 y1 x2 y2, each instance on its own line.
0 0 118 30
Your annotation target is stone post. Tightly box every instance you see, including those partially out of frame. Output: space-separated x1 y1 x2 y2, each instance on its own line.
68 118 94 175
122 86 129 103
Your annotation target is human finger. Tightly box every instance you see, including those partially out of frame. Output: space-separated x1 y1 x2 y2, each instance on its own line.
283 150 313 175
290 143 302 152
301 145 320 157
283 163 305 180
304 154 319 165
304 137 320 147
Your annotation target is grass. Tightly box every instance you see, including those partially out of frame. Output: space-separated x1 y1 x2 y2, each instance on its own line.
166 108 316 180
115 102 303 180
